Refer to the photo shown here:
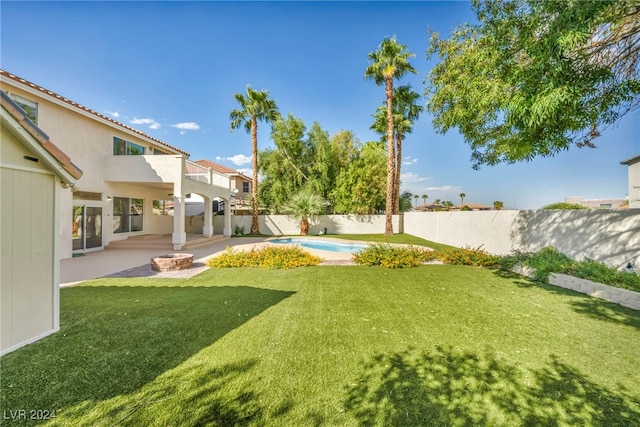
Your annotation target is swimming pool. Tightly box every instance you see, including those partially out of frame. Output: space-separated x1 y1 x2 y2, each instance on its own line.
269 238 367 253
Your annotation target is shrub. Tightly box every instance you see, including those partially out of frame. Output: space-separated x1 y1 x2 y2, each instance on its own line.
233 225 245 237
436 246 499 268
353 243 435 268
565 258 640 292
208 245 322 269
499 247 640 292
500 246 576 283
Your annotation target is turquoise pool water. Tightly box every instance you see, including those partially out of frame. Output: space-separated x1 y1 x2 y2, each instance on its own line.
269 238 367 253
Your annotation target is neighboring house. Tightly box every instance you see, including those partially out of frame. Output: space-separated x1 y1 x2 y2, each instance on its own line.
620 154 640 209
1 92 82 355
1 70 232 258
456 203 492 211
195 159 253 214
564 196 628 210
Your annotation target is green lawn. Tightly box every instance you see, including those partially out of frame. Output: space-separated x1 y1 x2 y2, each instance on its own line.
2 266 639 426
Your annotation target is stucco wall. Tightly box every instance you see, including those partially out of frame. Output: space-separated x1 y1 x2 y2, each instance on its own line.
201 214 403 236
404 210 640 270
628 162 640 209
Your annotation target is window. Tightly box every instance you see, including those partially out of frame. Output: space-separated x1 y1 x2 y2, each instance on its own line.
11 94 38 124
599 203 612 209
113 197 144 233
113 137 146 155
152 199 174 215
151 147 169 155
242 181 250 193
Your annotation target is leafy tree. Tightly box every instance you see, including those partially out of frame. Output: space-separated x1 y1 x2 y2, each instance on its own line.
230 86 280 233
426 0 640 169
283 190 326 235
259 119 360 214
332 142 386 214
399 191 414 212
371 85 424 213
259 114 309 212
543 202 587 210
365 36 418 235
493 200 504 210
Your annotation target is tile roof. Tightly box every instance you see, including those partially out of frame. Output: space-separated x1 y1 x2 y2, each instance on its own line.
1 91 83 181
194 159 251 180
0 70 189 156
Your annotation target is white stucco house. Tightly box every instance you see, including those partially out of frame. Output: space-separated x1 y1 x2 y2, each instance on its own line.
621 154 640 209
1 91 83 355
1 70 232 259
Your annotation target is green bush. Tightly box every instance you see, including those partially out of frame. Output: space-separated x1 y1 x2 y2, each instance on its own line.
208 245 322 269
499 247 640 292
500 246 575 283
437 246 499 268
353 243 435 268
565 259 640 292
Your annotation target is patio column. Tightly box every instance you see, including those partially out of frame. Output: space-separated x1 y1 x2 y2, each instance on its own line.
203 197 213 237
172 195 186 250
223 198 232 237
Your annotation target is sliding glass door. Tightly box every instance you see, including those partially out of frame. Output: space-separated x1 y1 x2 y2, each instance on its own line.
72 205 103 251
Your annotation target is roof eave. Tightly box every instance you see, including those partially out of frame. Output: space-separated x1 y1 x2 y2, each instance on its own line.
1 92 82 183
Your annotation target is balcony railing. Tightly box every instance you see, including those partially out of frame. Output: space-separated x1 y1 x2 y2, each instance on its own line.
185 160 210 183
185 159 230 188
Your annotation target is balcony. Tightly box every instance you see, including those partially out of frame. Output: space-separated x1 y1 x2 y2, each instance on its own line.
104 155 230 196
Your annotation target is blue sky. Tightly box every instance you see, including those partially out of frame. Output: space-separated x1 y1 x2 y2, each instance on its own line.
2 1 638 209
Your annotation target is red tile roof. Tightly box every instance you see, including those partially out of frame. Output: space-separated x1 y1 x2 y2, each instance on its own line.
0 70 189 156
194 159 251 180
1 91 83 181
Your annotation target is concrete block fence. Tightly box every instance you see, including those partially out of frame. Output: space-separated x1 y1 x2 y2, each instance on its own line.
185 209 639 272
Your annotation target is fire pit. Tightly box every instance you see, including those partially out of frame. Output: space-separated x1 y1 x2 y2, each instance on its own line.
151 253 194 271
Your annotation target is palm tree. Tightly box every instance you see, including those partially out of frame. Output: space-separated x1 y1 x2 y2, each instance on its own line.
422 194 428 205
365 36 417 235
392 86 423 214
230 86 280 234
283 190 325 235
413 194 419 207
371 85 423 214
459 192 466 206
493 200 504 210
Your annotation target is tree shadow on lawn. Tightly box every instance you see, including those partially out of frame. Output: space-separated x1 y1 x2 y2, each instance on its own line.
345 346 640 426
492 269 640 330
0 284 294 421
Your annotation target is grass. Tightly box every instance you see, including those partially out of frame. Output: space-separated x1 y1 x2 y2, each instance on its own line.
1 266 639 426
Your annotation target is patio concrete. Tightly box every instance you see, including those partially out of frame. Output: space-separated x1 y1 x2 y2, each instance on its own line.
60 236 360 286
60 237 265 286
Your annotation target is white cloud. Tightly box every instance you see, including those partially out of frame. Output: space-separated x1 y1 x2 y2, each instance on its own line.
402 156 418 166
131 117 160 129
401 172 433 183
237 168 252 176
228 154 252 166
425 185 460 192
172 122 200 131
105 111 120 118
215 154 252 166
131 117 155 125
